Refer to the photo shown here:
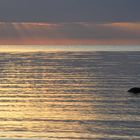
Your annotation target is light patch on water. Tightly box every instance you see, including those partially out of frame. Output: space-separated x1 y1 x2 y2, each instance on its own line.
0 51 139 139
0 45 140 52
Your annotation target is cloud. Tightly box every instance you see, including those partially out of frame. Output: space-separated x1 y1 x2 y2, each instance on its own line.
0 0 139 22
0 22 140 45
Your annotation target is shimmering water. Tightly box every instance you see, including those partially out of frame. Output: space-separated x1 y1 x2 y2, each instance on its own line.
0 51 139 140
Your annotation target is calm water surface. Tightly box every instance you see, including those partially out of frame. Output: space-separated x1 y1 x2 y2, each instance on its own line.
0 51 139 140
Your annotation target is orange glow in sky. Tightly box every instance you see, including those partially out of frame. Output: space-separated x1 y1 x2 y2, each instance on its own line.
0 22 139 45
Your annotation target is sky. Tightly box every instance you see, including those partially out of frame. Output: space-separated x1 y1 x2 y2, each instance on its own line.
0 0 139 45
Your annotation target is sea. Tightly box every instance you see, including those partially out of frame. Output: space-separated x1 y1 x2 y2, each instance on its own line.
0 45 139 140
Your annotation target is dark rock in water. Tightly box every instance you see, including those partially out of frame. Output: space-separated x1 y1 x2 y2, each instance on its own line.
128 87 140 94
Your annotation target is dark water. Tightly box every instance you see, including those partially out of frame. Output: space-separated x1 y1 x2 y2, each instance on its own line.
0 51 139 140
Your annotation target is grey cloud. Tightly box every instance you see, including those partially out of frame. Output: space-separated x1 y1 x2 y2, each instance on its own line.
27 23 140 40
0 22 140 40
0 0 139 22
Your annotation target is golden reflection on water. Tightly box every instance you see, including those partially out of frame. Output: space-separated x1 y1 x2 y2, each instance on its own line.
0 51 139 140
0 52 99 139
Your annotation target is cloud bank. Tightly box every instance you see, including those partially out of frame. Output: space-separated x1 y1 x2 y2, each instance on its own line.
0 0 139 22
0 22 140 45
